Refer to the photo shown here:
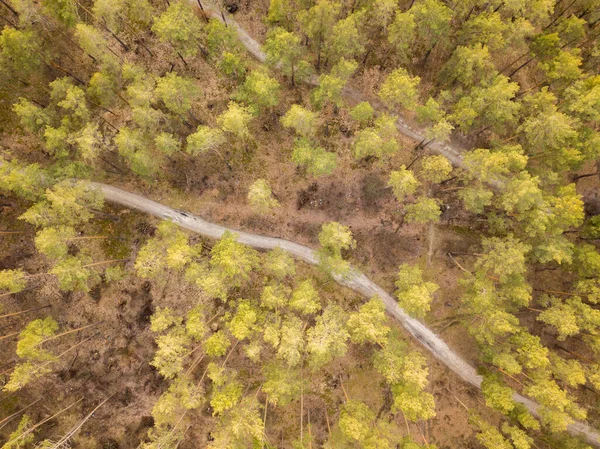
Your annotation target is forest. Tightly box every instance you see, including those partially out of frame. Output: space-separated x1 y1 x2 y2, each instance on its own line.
0 0 599 447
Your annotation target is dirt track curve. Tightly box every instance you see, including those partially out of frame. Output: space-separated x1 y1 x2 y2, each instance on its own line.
92 182 599 445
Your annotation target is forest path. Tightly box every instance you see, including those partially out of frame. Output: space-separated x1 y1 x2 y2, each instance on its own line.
92 182 600 445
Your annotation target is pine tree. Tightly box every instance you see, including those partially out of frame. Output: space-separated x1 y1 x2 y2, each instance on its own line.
291 138 337 177
235 70 281 113
0 28 43 79
306 305 349 368
419 155 453 183
281 104 318 138
262 362 302 406
16 317 59 362
378 68 420 111
395 264 439 317
155 72 200 116
264 27 309 85
248 179 279 213
0 269 27 293
289 279 321 315
350 102 375 126
152 1 203 60
311 58 357 109
217 102 253 140
352 114 400 160
404 198 441 224
20 180 104 228
316 222 356 276
338 400 375 443
388 166 420 202
347 298 390 345
277 316 305 367
262 247 296 280
227 300 259 341
186 126 225 156
298 0 341 69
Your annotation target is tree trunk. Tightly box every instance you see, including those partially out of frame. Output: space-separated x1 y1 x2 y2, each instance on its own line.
0 0 18 17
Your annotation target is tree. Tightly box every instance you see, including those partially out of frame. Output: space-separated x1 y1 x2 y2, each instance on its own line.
205 19 247 79
0 157 47 201
227 300 259 341
459 186 494 214
290 279 321 315
404 198 441 224
208 398 264 447
298 0 341 68
291 138 337 177
0 28 43 79
339 400 375 443
410 0 452 59
352 114 400 160
388 11 415 61
459 13 506 50
470 415 513 449
0 269 27 293
72 123 103 163
262 363 302 407
378 68 420 111
350 102 374 126
347 298 390 345
316 222 356 276
419 155 452 183
306 305 349 369
481 372 516 414
186 126 225 156
475 235 531 283
263 247 296 280
16 317 59 362
326 14 364 65
34 225 75 260
311 58 357 109
277 316 305 367
217 102 253 140
41 0 78 27
50 255 101 292
204 331 232 357
395 264 439 317
135 221 197 278
20 180 104 228
248 179 279 213
388 166 419 202
155 72 200 116
152 1 203 60
88 71 119 107
13 98 51 135
190 231 260 300
75 23 117 67
152 378 204 427
154 132 181 156
235 70 280 113
3 362 51 392
391 383 435 421
281 104 318 137
264 27 309 86
441 44 495 88
450 74 520 134
260 283 290 310
4 415 35 448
